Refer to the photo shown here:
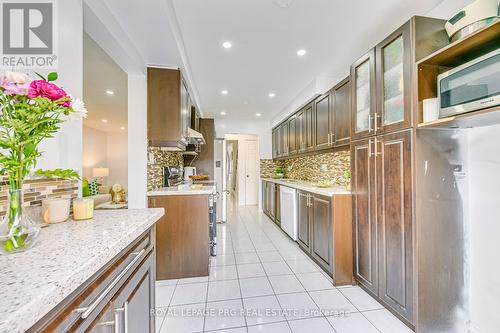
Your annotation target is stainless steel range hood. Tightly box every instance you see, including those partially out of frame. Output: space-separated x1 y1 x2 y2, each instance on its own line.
187 127 206 145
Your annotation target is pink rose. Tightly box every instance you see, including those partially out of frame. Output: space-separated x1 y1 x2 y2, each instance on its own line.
28 80 70 107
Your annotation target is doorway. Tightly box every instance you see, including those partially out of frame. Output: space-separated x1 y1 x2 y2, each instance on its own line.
225 134 260 206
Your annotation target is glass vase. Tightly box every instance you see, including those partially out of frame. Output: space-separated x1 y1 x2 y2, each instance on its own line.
0 189 40 254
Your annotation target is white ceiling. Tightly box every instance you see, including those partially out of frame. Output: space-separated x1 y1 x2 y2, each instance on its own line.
94 0 449 122
83 33 128 133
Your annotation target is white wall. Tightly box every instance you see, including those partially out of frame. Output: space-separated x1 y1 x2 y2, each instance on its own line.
82 126 128 188
107 132 128 188
82 126 107 179
215 119 272 159
468 124 500 333
36 0 83 181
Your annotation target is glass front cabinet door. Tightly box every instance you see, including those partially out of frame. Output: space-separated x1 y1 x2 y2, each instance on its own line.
375 23 411 133
351 50 376 140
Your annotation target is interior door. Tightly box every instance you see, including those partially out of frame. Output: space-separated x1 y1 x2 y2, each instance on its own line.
376 23 412 134
311 194 333 272
376 129 413 322
297 191 311 251
288 116 297 155
314 93 332 150
333 77 351 147
243 139 259 205
304 102 315 151
351 50 376 140
351 138 378 294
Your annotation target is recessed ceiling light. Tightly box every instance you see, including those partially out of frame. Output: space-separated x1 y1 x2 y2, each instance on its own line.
221 90 228 95
220 111 227 116
296 49 307 57
105 90 114 95
101 119 108 123
256 113 262 117
268 92 276 98
222 41 232 49
120 126 126 131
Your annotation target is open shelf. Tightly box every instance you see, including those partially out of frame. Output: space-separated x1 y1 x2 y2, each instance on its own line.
418 106 500 129
417 20 500 67
416 21 500 126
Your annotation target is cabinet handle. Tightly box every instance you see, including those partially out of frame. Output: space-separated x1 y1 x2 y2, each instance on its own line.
368 115 374 133
327 133 331 145
375 112 382 131
75 249 146 319
369 139 375 157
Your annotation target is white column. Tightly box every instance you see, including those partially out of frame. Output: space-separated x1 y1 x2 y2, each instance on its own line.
127 74 148 208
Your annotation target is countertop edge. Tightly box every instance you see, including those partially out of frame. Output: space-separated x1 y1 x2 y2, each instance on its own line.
261 178 351 196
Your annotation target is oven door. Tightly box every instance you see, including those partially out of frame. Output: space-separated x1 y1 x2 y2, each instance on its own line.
438 48 500 118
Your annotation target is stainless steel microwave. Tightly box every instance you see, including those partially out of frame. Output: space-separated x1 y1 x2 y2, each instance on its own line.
438 48 500 118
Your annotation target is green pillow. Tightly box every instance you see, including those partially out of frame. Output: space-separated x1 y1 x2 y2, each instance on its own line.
82 179 90 197
88 180 99 196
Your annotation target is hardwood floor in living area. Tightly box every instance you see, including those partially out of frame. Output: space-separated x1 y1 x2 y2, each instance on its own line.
154 202 412 333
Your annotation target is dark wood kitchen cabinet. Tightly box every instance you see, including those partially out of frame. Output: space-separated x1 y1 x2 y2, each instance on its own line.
262 180 280 226
310 194 332 271
314 92 332 151
149 195 209 280
147 67 189 149
350 17 448 140
332 77 351 147
297 190 311 252
297 190 353 284
351 129 414 323
296 109 306 153
376 129 413 322
351 50 377 140
32 230 156 333
288 116 298 155
351 138 377 294
304 102 315 151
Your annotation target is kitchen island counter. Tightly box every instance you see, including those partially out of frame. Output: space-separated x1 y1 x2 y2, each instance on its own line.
0 208 164 333
148 184 216 196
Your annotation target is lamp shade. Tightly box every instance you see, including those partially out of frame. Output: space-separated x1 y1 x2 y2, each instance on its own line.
92 167 109 177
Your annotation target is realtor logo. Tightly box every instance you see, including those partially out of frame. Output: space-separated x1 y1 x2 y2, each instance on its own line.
0 0 58 69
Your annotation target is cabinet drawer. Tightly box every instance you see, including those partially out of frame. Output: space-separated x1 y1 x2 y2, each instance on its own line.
35 229 154 333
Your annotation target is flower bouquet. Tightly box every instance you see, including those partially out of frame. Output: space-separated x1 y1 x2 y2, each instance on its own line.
0 71 86 254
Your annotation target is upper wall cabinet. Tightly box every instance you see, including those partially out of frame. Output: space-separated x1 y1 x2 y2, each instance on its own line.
148 67 190 149
314 92 332 151
375 22 412 134
350 16 448 140
332 77 351 147
351 50 376 140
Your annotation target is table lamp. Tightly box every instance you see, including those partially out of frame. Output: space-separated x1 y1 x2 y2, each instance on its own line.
92 167 109 185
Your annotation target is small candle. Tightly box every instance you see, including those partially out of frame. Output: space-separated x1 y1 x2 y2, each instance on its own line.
73 198 94 220
42 198 70 224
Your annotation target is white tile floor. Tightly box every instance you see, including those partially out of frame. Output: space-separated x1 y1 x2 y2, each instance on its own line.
155 203 413 333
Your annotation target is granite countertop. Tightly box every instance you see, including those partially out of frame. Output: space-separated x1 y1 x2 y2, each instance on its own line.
0 208 164 333
148 184 216 196
262 178 351 197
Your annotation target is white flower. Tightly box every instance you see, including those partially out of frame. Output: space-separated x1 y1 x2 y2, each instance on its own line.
70 98 88 119
1 71 32 84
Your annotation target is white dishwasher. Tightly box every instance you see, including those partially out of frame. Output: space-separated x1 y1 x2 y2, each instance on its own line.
280 186 298 240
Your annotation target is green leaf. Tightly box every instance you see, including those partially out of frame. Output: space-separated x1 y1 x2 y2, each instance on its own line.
47 72 58 82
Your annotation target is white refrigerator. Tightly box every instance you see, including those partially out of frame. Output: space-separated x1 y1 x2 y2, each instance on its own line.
214 138 227 223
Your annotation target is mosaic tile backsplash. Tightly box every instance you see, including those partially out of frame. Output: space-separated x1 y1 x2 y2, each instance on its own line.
260 150 351 186
0 177 78 217
147 148 184 190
